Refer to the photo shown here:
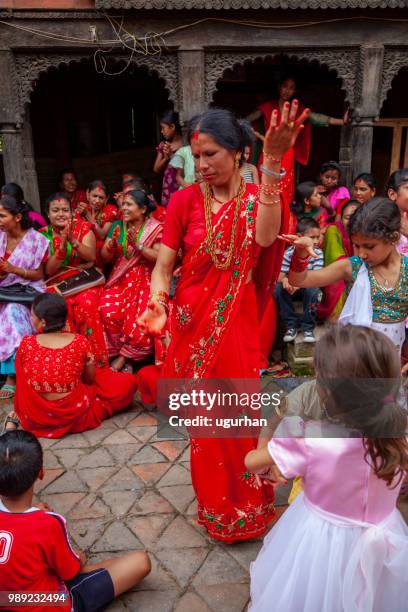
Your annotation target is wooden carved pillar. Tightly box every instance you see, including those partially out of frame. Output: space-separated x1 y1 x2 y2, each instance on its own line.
0 50 41 210
177 50 206 125
351 45 384 177
22 106 41 211
1 127 26 189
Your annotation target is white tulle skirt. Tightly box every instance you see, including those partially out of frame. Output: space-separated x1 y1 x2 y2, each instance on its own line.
250 493 408 612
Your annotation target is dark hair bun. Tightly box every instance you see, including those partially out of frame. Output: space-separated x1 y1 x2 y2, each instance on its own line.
127 189 156 215
32 293 68 333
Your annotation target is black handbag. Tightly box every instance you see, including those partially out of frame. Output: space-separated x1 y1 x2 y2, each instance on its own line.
46 266 105 297
0 283 41 305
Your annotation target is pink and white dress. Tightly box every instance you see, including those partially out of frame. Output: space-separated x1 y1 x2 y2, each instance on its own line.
250 417 408 612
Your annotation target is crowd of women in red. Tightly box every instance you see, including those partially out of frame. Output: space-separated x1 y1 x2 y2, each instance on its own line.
1 80 405 549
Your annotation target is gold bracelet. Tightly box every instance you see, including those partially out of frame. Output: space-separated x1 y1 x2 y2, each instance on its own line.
263 151 282 164
21 268 27 279
260 183 282 196
259 198 281 207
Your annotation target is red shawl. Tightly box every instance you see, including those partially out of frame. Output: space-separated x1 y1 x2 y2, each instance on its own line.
104 218 163 290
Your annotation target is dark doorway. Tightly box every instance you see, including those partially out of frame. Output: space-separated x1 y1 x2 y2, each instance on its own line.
373 67 408 194
212 54 347 185
30 59 173 205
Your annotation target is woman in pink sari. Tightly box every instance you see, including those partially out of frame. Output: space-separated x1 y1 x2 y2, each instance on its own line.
139 103 309 542
99 189 163 372
0 196 49 399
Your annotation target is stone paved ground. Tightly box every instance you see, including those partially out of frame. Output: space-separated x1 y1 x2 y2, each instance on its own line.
0 395 290 612
1 393 407 612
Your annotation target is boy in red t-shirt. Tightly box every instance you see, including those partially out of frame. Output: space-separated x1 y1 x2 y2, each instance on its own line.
0 431 150 612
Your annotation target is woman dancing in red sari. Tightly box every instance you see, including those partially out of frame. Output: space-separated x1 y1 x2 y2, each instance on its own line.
139 103 309 542
14 294 136 438
99 189 163 372
40 193 108 366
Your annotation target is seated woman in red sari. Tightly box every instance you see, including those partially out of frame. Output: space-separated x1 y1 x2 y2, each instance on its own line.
75 180 118 267
40 193 108 366
139 103 309 542
14 294 137 438
99 189 163 373
59 168 88 211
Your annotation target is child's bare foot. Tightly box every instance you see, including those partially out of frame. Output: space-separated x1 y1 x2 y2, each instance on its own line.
1 411 19 434
110 356 127 372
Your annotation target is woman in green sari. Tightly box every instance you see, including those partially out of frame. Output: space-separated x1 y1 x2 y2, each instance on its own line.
318 200 359 320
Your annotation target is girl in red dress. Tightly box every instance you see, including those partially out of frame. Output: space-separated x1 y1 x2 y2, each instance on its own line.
40 193 108 366
139 103 309 542
99 189 163 373
14 293 137 438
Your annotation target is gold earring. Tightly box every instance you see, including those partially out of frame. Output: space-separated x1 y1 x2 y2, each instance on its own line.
235 158 240 169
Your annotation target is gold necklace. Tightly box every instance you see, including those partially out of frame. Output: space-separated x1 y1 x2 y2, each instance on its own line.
372 256 401 292
203 178 245 270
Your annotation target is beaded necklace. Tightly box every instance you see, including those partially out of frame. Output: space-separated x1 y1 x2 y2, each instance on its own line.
203 178 245 270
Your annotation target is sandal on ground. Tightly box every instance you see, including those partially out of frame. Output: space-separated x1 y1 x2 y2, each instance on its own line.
1 412 19 434
0 384 16 400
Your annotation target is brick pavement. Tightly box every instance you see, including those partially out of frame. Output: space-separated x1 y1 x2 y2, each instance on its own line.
2 394 407 611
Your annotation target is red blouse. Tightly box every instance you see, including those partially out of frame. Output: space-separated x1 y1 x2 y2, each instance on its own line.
40 219 92 268
162 183 260 264
98 204 118 227
18 334 94 393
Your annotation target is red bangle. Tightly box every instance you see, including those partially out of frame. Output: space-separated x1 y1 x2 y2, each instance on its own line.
148 297 169 316
290 251 310 273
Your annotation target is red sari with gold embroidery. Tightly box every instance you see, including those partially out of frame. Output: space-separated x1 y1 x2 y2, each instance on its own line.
40 219 108 366
14 334 137 438
99 218 163 361
161 184 275 542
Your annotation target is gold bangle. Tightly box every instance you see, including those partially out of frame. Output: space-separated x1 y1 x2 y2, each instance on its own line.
263 151 282 164
259 199 281 207
260 184 282 196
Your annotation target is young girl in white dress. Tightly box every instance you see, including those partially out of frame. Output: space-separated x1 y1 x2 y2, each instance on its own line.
246 324 408 612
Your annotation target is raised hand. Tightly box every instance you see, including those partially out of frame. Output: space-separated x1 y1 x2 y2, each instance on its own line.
279 234 318 259
137 300 168 336
263 100 309 161
61 220 73 246
108 224 121 250
76 201 88 216
127 226 140 249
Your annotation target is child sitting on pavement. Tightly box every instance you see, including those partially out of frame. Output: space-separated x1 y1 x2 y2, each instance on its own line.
0 430 150 612
275 217 323 343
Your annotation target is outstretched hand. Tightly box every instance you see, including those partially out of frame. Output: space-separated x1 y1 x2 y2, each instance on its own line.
263 100 309 161
137 299 168 336
279 234 318 259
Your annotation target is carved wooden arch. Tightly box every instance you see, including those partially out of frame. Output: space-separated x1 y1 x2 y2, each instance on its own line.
379 47 408 112
205 49 359 106
14 52 179 122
